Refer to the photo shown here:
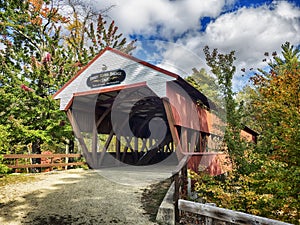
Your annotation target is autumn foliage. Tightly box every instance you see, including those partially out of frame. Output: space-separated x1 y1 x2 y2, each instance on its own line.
190 42 299 224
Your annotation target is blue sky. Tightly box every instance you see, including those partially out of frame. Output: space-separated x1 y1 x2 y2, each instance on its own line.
92 0 300 90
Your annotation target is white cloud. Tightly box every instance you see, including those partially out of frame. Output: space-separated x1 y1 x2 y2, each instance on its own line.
92 0 300 91
94 0 228 38
173 1 300 90
201 2 300 59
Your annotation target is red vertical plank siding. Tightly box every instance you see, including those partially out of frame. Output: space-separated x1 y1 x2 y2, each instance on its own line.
166 82 201 131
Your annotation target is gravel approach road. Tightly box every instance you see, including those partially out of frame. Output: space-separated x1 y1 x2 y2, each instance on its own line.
0 168 171 225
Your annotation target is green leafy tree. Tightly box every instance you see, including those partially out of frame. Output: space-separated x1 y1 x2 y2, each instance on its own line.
0 0 134 159
185 67 222 104
203 46 247 174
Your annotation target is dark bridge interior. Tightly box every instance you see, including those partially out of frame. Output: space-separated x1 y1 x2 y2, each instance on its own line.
70 85 175 168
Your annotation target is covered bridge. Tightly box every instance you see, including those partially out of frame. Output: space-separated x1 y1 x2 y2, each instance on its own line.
53 47 226 171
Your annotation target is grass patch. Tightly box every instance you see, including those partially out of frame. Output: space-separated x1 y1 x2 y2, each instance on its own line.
0 173 38 187
141 178 172 222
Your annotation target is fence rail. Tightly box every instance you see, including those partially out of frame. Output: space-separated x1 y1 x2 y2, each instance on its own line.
3 154 85 170
178 199 293 225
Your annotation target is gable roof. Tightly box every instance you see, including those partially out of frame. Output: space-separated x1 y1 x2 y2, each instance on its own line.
53 46 216 111
53 47 178 100
54 47 185 110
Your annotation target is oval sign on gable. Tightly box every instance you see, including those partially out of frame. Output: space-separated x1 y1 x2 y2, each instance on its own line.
87 69 126 88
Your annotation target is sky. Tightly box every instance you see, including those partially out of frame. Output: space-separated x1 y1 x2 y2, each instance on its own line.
90 0 299 91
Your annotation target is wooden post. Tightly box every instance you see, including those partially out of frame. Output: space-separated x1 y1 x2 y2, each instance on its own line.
65 139 69 170
92 125 98 167
116 136 121 163
121 146 128 162
181 127 188 153
134 136 139 163
190 131 198 153
172 155 189 223
15 159 18 173
173 173 180 223
50 157 53 171
162 98 184 160
140 138 147 152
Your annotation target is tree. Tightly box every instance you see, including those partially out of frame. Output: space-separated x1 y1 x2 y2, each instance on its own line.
191 43 299 224
250 42 300 166
203 46 247 174
0 0 134 158
246 42 300 223
185 67 222 104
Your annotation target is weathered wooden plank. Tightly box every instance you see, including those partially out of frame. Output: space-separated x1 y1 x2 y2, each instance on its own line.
7 162 86 169
3 154 82 159
182 152 224 156
178 199 293 225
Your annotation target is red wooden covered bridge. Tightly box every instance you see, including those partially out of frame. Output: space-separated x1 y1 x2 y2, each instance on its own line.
53 47 244 174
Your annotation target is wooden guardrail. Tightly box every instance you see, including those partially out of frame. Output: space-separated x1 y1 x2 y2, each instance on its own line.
172 155 189 222
3 154 86 171
178 199 293 225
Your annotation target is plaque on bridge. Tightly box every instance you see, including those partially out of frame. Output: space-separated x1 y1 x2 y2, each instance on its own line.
87 69 126 88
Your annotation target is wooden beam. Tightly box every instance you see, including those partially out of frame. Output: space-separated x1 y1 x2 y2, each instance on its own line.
66 109 92 166
92 124 98 167
3 154 82 159
121 136 132 162
96 105 112 127
162 98 183 160
73 81 147 97
137 148 158 165
99 130 114 166
123 136 136 163
178 200 293 225
7 162 86 169
140 138 148 152
134 136 139 163
181 127 188 153
116 136 120 160
190 130 198 153
121 146 129 162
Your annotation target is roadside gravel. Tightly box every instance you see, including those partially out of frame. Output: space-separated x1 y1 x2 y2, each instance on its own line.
0 169 159 225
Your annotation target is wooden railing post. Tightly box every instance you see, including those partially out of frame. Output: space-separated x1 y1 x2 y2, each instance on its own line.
173 173 180 222
172 155 189 223
15 158 18 173
50 157 53 171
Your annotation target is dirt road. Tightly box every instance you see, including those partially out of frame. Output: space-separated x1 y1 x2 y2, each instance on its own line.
0 169 166 224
